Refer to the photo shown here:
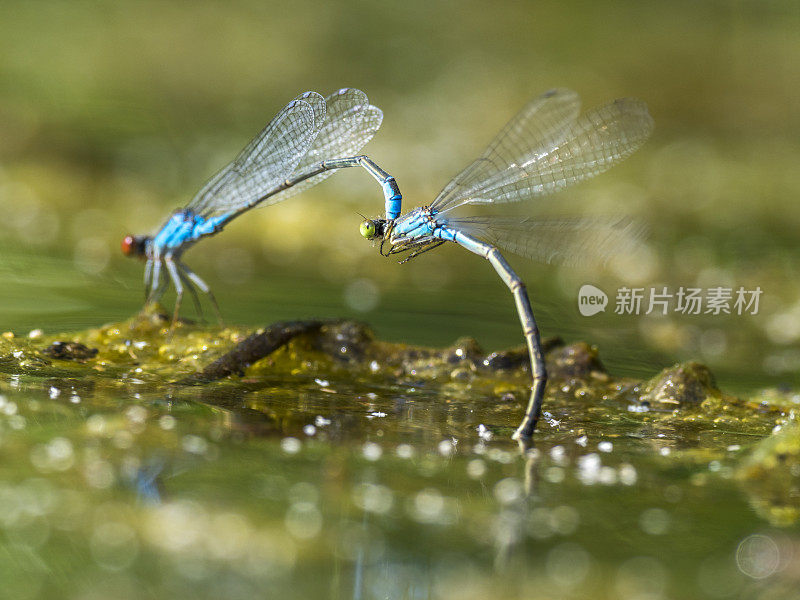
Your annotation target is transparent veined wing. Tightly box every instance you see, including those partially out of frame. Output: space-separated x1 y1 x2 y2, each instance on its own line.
187 91 326 218
446 215 646 267
433 88 580 211
264 88 384 205
431 90 653 213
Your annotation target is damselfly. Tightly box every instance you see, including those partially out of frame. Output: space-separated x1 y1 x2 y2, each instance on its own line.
122 88 402 327
360 88 653 440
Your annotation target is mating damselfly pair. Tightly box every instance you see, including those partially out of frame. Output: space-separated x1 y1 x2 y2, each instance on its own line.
122 87 653 440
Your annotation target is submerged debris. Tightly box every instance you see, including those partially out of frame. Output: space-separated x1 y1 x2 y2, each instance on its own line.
483 337 563 371
640 362 722 406
546 342 606 380
43 341 99 361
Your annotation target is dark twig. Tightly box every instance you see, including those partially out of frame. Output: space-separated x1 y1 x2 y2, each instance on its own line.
185 319 345 383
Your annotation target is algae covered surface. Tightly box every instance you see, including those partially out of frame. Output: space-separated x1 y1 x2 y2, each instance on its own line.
0 313 798 600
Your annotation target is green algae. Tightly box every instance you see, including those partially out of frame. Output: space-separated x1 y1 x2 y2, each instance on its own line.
737 418 800 527
1 308 789 450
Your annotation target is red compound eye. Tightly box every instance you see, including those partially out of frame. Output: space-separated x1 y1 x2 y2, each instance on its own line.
121 235 135 256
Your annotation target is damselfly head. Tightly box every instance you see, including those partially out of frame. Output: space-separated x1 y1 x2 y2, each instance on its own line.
359 218 386 240
121 234 149 259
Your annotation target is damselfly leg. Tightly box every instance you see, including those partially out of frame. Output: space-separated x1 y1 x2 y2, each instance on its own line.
178 260 224 327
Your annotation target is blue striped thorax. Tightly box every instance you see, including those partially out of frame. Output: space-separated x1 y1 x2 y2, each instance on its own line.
383 206 459 261
391 207 438 241
151 210 229 252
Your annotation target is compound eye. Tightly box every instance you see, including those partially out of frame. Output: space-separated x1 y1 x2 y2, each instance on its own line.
121 235 135 256
359 220 377 240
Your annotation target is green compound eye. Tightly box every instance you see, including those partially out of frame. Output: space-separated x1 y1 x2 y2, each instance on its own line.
359 220 377 239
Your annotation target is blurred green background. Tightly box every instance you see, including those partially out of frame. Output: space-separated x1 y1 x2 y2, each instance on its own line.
0 0 798 389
